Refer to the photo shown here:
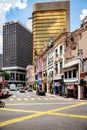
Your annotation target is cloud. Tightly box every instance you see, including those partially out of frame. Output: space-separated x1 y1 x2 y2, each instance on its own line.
0 0 27 53
26 19 32 32
80 9 87 21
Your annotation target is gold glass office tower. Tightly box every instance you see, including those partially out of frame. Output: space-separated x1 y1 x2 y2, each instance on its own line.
33 1 70 61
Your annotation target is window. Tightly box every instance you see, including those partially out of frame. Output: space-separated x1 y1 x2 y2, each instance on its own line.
69 71 71 78
55 63 58 74
10 73 15 80
59 61 63 73
55 49 58 57
73 69 76 78
60 45 63 55
65 72 67 79
65 69 76 79
51 71 53 77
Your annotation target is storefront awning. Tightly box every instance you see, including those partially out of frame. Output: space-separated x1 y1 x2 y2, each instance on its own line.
67 85 74 90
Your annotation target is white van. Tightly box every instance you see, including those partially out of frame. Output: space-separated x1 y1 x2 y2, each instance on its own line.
10 84 17 91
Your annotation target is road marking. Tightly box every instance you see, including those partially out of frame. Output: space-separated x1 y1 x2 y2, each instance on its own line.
23 98 28 101
17 98 21 101
49 97 55 100
44 97 49 100
0 112 44 127
50 112 87 119
5 102 79 106
46 102 87 113
30 97 35 100
4 97 57 101
9 98 14 101
5 102 81 107
37 97 42 100
0 108 40 113
0 102 87 127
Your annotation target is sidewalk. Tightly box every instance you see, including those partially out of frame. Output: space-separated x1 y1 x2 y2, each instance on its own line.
33 90 87 102
46 92 87 102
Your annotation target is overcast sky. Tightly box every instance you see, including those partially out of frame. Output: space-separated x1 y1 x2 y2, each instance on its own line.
0 0 87 54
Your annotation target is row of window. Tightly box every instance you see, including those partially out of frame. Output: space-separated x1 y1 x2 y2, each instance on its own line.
64 69 77 79
10 73 25 81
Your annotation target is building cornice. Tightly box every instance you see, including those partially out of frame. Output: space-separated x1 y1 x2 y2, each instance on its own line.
2 66 26 71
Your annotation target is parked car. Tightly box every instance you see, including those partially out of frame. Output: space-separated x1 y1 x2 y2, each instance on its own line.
36 86 45 96
10 84 17 91
17 84 23 90
36 89 45 96
19 88 25 93
27 87 33 92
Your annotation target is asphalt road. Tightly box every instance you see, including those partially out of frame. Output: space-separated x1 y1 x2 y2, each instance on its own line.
0 90 87 130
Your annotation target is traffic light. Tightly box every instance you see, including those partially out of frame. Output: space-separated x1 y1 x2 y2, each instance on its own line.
80 79 86 86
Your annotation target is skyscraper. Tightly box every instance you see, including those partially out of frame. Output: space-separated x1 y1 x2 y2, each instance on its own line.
2 20 33 85
0 54 3 69
32 0 70 61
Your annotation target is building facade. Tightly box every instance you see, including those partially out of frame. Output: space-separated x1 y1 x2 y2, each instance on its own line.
63 18 87 99
33 16 87 99
26 65 34 88
32 0 70 61
2 20 33 85
53 32 66 96
0 54 3 69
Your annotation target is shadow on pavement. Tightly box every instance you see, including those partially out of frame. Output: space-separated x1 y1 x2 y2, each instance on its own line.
0 94 12 99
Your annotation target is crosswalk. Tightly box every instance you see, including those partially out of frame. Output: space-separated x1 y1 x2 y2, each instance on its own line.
2 97 56 102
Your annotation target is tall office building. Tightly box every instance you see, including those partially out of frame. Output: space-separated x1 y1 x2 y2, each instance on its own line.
32 0 70 60
2 20 33 85
0 54 3 69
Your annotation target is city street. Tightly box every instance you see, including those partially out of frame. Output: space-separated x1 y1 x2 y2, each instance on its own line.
0 90 87 130
0 1 87 130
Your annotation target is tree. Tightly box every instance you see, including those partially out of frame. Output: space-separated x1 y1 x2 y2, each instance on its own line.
0 70 10 80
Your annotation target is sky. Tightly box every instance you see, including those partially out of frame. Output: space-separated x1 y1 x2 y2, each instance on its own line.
0 0 87 54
